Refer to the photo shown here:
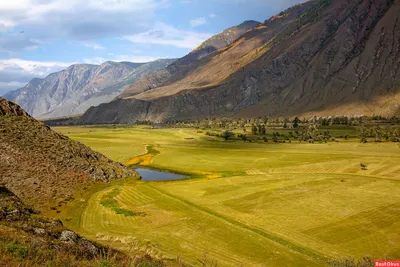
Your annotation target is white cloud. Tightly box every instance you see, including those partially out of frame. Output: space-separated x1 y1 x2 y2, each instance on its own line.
124 22 213 49
0 58 73 95
0 59 72 74
0 0 167 53
209 13 217 18
190 17 208 27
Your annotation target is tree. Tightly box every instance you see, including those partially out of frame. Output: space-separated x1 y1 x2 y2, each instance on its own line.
323 130 331 143
359 125 368 143
251 124 258 135
260 125 266 135
293 117 300 128
241 134 248 142
221 130 234 141
374 126 382 142
272 133 278 143
391 127 400 142
257 124 263 135
298 124 317 142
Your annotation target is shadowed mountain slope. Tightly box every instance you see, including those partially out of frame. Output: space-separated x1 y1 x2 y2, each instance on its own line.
80 0 400 124
0 98 135 209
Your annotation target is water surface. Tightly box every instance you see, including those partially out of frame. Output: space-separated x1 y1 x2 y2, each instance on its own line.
135 168 188 181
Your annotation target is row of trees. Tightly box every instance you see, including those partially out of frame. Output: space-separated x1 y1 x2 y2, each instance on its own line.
165 115 400 129
207 124 400 144
208 124 334 143
358 126 400 143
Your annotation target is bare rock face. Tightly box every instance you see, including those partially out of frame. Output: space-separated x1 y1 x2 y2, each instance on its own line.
80 0 400 124
119 20 261 99
0 98 136 208
3 59 175 119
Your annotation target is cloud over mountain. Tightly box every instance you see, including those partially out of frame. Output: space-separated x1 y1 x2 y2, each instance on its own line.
0 59 72 95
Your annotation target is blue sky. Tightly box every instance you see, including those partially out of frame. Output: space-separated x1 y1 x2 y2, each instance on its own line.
0 0 305 95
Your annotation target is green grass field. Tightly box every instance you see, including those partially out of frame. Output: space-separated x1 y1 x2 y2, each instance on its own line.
55 126 400 266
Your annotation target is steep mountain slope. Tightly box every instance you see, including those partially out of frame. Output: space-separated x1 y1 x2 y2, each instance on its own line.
0 98 135 210
119 20 260 98
3 59 175 119
42 58 176 119
80 0 400 124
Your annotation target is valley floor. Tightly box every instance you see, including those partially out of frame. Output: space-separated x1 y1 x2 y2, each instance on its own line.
54 126 400 266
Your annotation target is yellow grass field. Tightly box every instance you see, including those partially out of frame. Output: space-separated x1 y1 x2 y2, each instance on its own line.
55 126 400 266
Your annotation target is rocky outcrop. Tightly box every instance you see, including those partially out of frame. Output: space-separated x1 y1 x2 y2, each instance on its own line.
1 185 106 258
3 59 175 119
80 0 400 124
0 98 136 209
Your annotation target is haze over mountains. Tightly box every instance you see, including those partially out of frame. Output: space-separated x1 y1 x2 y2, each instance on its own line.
3 59 175 119
79 0 400 124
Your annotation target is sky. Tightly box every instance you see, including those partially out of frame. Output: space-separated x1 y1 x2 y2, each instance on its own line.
0 0 305 95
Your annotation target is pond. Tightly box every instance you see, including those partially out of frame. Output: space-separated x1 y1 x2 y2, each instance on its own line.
135 168 189 181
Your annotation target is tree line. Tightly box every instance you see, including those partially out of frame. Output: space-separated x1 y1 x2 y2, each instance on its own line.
164 115 400 129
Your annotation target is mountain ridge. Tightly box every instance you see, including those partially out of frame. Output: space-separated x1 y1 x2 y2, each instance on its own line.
79 0 400 124
3 59 176 119
118 20 261 99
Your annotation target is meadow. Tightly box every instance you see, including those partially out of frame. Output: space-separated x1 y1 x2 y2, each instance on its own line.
55 126 400 266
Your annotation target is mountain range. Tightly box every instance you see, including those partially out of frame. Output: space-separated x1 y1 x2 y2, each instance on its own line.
3 59 175 119
3 0 399 123
79 0 400 124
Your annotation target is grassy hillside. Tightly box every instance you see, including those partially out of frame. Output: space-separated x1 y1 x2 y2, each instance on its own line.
0 97 136 211
55 126 400 266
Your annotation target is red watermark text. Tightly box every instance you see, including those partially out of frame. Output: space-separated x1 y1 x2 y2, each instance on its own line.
375 261 400 267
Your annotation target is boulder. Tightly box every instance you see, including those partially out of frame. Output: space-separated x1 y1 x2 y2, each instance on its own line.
60 230 78 243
